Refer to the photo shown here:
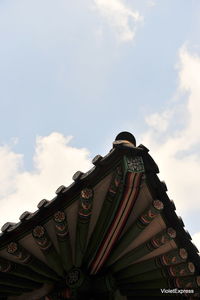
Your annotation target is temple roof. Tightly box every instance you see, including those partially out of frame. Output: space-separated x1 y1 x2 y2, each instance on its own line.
0 132 199 299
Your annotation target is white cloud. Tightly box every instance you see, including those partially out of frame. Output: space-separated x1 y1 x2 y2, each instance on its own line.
142 45 200 227
93 0 143 42
0 132 92 228
145 110 173 132
0 146 23 198
147 0 156 7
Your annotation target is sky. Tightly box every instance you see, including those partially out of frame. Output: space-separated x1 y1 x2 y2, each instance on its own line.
0 0 200 250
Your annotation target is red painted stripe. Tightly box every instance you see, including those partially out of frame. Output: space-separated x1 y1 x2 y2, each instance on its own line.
93 173 142 273
95 172 142 272
90 172 142 273
88 172 135 270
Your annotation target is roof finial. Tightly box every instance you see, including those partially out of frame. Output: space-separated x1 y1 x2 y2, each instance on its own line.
114 131 136 147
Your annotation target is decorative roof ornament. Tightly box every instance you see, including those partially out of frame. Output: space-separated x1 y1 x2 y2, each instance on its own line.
0 131 199 299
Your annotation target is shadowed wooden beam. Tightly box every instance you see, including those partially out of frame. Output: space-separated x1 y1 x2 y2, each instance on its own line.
118 262 195 284
92 273 117 295
86 156 145 274
6 242 60 281
110 228 177 273
0 272 42 289
105 199 164 266
83 163 125 266
119 275 200 292
32 225 64 277
53 210 73 272
0 256 54 283
90 170 143 274
0 283 31 294
114 248 188 280
75 188 94 267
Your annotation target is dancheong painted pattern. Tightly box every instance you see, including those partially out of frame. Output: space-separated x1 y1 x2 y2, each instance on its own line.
0 132 199 299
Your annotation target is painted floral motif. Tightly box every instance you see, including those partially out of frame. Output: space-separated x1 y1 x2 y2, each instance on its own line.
153 200 164 210
7 242 31 263
81 188 93 199
7 242 18 254
54 211 66 223
32 226 52 251
167 228 176 238
53 211 69 240
33 226 45 238
160 248 188 266
79 188 93 218
169 262 195 277
179 248 188 260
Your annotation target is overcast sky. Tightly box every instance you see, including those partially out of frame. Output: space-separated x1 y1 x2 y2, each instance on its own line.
0 0 200 249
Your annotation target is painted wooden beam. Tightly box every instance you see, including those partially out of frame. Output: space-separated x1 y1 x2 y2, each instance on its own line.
75 188 94 268
6 242 60 281
0 272 42 289
110 228 176 273
118 262 195 284
106 199 164 265
87 156 145 274
32 225 64 277
114 248 188 280
83 163 125 266
0 256 53 283
53 210 73 272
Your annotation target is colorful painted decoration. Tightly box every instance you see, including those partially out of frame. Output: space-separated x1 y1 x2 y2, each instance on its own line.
0 132 199 299
139 200 164 225
168 262 195 277
79 188 93 219
32 226 52 251
53 210 73 272
126 156 145 173
54 211 69 239
148 228 176 249
7 242 31 264
174 275 200 288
